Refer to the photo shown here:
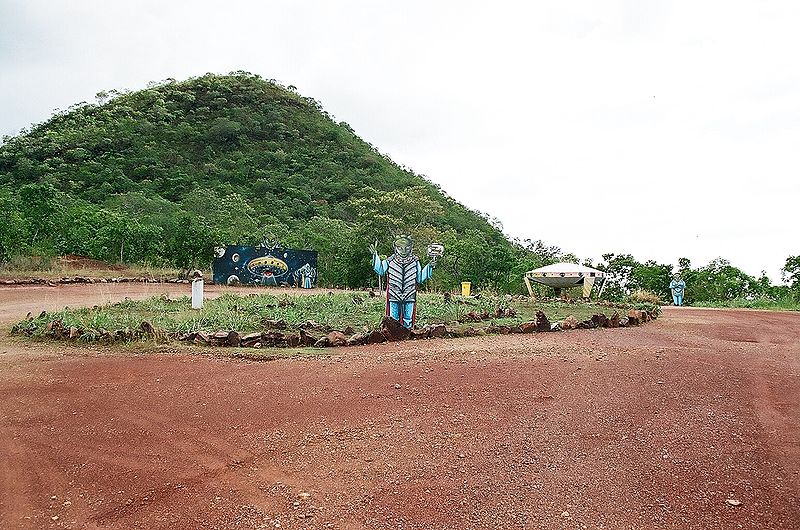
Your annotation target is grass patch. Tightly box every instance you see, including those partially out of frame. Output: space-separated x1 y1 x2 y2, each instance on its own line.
14 291 657 344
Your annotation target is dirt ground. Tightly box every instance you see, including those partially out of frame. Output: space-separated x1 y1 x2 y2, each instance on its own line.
0 285 798 529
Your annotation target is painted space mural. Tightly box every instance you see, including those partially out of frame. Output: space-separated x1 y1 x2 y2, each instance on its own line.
212 243 318 287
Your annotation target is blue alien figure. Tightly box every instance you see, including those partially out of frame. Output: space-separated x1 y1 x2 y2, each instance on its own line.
669 273 686 306
370 236 440 329
294 263 317 289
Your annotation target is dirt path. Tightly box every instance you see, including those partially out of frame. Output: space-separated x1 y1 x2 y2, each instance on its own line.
0 286 798 529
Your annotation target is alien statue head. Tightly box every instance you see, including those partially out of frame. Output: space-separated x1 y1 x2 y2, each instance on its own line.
393 235 413 259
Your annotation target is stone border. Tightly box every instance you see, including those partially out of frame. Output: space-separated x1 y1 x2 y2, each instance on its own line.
12 308 661 350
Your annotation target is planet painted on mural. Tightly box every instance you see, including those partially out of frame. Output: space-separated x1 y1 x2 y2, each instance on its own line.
247 255 289 277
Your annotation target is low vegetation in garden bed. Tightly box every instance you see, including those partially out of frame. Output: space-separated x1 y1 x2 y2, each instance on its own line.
11 291 660 349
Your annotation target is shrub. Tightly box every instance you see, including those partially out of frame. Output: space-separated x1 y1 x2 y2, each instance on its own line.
628 289 662 305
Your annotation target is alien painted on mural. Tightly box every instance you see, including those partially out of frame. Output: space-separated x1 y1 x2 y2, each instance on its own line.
370 236 444 328
293 263 317 289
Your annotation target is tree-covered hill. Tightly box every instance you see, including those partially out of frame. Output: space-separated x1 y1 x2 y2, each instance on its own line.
0 72 546 290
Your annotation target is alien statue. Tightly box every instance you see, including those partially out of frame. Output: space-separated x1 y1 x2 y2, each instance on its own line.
369 235 441 328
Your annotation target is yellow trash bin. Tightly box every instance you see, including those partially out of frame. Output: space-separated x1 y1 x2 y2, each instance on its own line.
461 281 471 297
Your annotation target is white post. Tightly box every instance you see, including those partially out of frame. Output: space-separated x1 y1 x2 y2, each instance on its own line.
192 277 204 309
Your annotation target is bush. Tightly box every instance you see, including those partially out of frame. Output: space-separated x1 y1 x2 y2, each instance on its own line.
628 289 662 305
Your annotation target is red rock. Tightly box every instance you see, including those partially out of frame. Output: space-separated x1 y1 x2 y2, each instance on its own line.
240 332 262 346
380 316 409 342
299 329 318 346
535 311 551 332
367 330 386 344
429 324 447 338
561 315 578 330
327 331 347 347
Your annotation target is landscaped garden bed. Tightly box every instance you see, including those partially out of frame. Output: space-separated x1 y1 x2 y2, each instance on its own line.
11 291 660 350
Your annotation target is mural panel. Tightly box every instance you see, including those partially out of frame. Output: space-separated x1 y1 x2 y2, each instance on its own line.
212 244 318 287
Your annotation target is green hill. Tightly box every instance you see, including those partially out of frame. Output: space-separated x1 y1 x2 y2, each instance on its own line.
0 72 551 290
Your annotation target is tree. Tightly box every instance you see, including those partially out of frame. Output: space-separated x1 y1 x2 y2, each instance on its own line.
782 255 800 300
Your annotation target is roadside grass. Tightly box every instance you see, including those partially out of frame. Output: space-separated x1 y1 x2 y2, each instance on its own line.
16 291 646 340
689 297 800 311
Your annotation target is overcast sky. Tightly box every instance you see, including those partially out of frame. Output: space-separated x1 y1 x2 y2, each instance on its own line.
2 1 798 282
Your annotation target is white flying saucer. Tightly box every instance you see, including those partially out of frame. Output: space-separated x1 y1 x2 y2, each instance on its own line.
524 262 607 297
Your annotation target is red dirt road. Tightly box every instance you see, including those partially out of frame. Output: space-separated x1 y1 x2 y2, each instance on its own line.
0 287 798 529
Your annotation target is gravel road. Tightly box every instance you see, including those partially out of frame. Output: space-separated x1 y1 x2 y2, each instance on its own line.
0 285 798 529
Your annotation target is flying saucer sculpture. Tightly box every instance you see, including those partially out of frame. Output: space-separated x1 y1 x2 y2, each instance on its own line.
524 262 607 298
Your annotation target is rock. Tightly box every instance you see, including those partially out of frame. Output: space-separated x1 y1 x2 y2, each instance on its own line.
326 331 347 347
139 321 155 335
285 333 301 347
342 325 355 336
240 332 262 347
446 327 463 338
226 331 241 347
380 316 410 342
68 326 80 339
463 311 482 323
366 330 386 344
394 383 401 389
313 336 331 348
193 331 211 345
429 324 447 338
46 319 64 336
347 333 367 346
463 327 478 337
209 331 231 345
550 322 561 331
725 499 742 507
619 317 629 327
409 328 429 340
519 321 538 333
535 311 551 332
561 315 578 330
299 329 318 346
264 331 289 347
627 310 641 326
609 311 620 328
263 319 287 330
591 313 610 328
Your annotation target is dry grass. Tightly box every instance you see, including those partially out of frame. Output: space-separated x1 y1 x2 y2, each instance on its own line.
628 289 662 305
0 254 193 280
